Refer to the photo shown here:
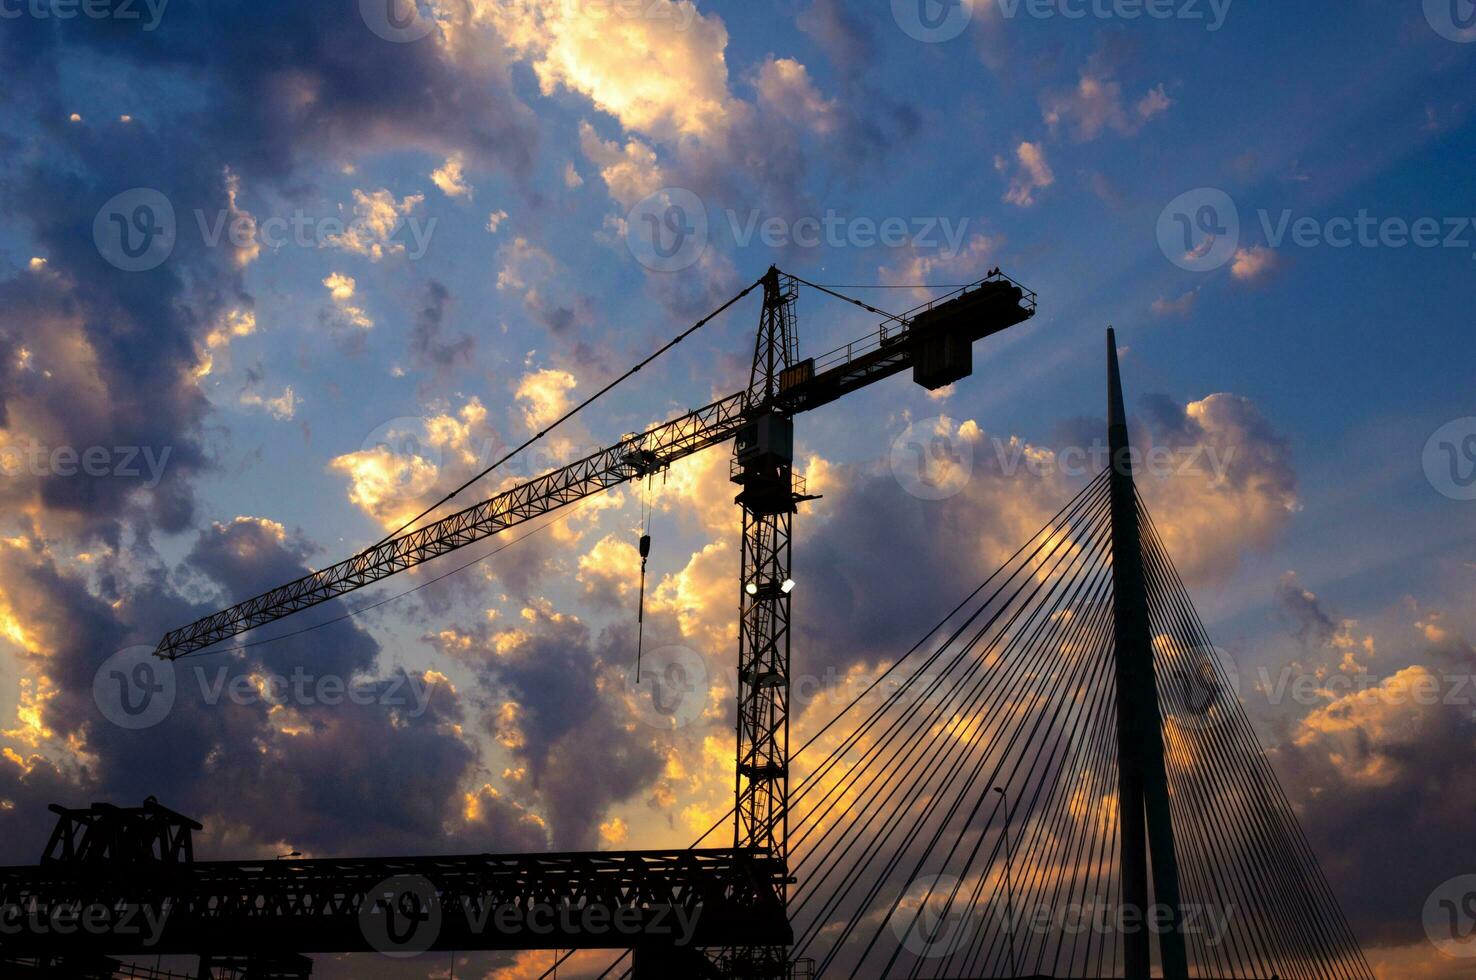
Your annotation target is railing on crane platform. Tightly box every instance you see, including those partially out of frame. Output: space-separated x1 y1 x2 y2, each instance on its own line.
805 271 1038 378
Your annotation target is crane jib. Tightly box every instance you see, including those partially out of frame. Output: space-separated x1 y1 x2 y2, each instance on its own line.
153 272 1035 661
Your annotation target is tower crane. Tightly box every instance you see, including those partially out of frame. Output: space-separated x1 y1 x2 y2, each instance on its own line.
154 265 1036 976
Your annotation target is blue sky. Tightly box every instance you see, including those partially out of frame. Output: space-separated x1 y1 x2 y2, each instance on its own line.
0 0 1472 975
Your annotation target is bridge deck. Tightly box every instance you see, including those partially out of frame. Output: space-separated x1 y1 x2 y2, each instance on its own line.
0 848 790 957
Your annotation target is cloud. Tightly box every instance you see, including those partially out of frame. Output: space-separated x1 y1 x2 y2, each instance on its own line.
484 0 732 142
454 603 665 848
328 398 494 530
879 233 1004 305
408 279 474 371
495 237 595 343
324 188 426 262
794 393 1295 679
1150 290 1198 318
796 0 876 78
1043 74 1173 140
1276 571 1340 646
322 273 373 329
755 58 840 135
515 368 578 432
1000 141 1055 208
1231 245 1280 281
578 123 667 210
431 153 473 199
222 168 260 269
239 384 298 422
0 515 541 863
1271 649 1476 948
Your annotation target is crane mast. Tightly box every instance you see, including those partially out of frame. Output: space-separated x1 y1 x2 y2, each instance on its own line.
153 265 1037 978
727 272 802 977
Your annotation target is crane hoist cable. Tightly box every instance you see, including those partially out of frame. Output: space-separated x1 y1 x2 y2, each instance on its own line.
634 464 665 683
369 275 766 550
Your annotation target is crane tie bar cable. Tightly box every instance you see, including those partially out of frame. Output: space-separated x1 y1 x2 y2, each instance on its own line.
371 275 766 549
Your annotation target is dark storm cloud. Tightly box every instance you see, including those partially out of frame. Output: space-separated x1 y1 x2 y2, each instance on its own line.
0 1 538 182
1275 571 1340 646
0 521 540 863
408 278 474 371
1267 662 1476 949
183 516 380 678
0 0 554 865
797 0 876 79
455 612 662 849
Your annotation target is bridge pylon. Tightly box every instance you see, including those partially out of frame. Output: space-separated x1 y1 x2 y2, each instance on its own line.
1106 327 1189 979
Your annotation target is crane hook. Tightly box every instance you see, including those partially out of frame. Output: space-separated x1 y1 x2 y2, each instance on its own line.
636 532 651 683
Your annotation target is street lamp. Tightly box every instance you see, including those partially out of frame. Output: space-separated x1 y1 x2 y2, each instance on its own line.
994 787 1017 978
